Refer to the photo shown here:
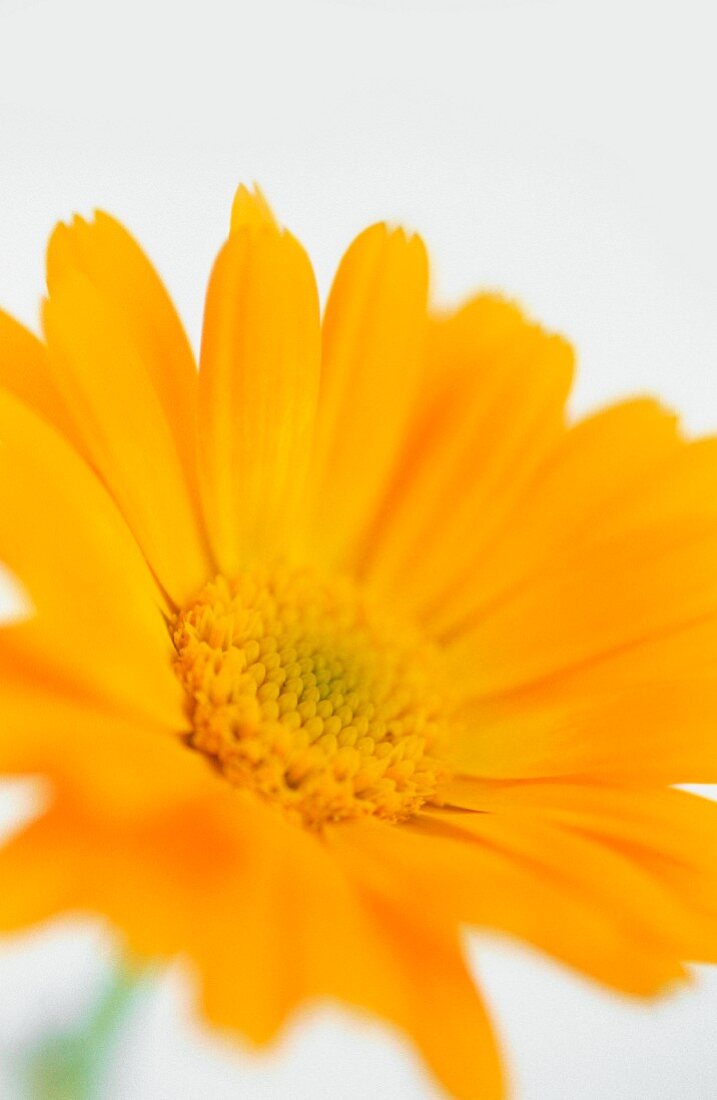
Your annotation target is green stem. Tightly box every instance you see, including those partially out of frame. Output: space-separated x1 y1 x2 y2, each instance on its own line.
22 961 150 1100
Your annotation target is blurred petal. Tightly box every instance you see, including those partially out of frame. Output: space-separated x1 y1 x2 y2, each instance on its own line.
449 662 717 783
363 296 573 622
0 388 182 728
334 806 705 999
448 515 717 697
0 308 76 440
46 211 201 500
44 236 209 604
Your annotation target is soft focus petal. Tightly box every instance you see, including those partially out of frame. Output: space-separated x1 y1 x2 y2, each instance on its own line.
0 682 205 816
331 824 504 1100
362 296 573 621
442 781 717 956
0 309 76 440
447 515 717 697
43 243 209 604
334 806 708 999
46 211 201 502
447 431 717 779
0 388 182 727
448 661 717 783
0 791 503 1100
425 397 681 636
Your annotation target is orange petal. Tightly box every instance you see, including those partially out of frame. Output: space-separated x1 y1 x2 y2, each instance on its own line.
362 295 573 622
0 795 228 938
445 778 717 857
0 809 79 934
230 183 279 232
199 801 504 1100
0 308 76 440
449 666 717 783
437 404 717 705
198 194 321 574
187 795 363 1046
308 223 429 571
431 399 697 638
447 426 717 776
197 798 503 1100
447 513 717 698
46 211 201 500
334 841 504 1100
443 780 717 941
0 678 207 816
0 789 504 1100
444 402 682 643
440 782 717 960
43 233 209 604
0 791 353 1045
0 388 182 728
335 809 699 999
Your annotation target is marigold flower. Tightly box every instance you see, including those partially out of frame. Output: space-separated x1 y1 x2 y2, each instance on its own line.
1 185 717 1099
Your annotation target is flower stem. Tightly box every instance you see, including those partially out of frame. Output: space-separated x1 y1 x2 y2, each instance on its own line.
22 961 148 1100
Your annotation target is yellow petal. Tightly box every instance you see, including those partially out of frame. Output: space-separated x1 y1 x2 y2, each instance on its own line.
362 295 573 621
308 223 429 571
43 247 209 605
0 388 182 727
198 209 321 573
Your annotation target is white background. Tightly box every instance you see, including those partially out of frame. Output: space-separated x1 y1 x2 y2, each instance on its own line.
0 0 716 1096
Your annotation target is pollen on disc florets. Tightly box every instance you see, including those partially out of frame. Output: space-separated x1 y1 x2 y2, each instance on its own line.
171 565 452 827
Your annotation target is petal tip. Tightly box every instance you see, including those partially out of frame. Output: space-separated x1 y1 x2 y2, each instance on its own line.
230 183 279 234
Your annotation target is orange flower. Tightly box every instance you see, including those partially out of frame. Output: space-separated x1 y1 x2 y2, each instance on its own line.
2 185 717 1100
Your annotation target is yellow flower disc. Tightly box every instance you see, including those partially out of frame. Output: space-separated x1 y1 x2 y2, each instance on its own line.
172 566 452 826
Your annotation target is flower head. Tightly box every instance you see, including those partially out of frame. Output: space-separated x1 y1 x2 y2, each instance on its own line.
2 185 717 1099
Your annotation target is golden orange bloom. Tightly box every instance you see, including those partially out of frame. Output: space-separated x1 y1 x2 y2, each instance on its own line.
2 185 717 1099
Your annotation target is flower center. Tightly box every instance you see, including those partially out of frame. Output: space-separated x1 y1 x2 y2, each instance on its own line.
172 565 452 826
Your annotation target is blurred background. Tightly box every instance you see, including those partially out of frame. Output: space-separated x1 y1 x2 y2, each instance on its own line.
0 0 716 1095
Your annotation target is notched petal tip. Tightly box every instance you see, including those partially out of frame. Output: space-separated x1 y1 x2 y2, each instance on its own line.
45 211 104 289
350 220 427 257
230 183 280 234
45 211 109 297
